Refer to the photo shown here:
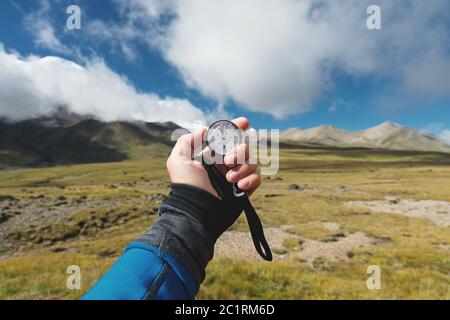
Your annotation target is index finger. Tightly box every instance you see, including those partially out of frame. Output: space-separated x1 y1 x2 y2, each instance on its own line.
232 117 250 131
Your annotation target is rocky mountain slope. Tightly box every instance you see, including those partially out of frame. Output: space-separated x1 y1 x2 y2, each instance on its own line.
0 109 184 168
281 122 450 153
2 112 449 169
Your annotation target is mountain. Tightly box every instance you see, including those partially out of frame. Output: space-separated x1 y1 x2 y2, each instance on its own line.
2 113 449 169
31 106 89 128
0 112 185 168
280 121 450 153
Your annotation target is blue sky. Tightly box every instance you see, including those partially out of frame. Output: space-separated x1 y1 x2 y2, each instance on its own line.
0 0 449 136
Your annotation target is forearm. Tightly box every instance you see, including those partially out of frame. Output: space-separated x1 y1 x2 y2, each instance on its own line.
81 242 194 300
83 184 224 300
137 183 225 288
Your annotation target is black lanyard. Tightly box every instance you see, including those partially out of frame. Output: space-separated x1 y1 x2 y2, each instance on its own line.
202 161 273 261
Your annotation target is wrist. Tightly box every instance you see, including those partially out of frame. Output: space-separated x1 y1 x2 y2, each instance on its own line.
163 183 225 240
136 183 244 289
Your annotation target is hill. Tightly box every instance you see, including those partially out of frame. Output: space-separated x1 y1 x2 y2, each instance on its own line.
0 112 183 168
281 121 450 153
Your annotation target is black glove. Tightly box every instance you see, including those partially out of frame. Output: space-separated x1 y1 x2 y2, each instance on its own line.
137 164 271 291
201 161 272 262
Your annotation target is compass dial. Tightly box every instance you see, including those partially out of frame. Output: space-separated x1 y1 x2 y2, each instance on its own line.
206 120 244 155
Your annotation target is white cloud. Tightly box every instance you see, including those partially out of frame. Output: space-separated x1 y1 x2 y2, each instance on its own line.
403 50 450 98
109 0 450 118
422 123 450 146
0 44 206 128
160 0 378 118
439 130 450 146
85 0 173 60
23 0 74 55
19 0 450 119
328 99 350 113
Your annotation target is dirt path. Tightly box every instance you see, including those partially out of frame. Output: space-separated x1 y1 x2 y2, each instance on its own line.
214 225 374 264
214 226 296 262
346 197 450 227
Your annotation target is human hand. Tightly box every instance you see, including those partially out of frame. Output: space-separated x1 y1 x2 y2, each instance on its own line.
167 117 261 199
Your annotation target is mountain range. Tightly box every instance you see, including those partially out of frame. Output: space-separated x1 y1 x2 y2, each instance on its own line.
0 108 185 168
1 108 449 169
280 122 450 153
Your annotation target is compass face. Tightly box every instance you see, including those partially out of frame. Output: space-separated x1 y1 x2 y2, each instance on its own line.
206 120 243 155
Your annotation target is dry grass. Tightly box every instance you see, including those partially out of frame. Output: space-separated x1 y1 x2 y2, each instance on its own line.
0 146 449 299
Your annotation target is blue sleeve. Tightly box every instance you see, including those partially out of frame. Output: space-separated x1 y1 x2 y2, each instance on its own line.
81 242 197 300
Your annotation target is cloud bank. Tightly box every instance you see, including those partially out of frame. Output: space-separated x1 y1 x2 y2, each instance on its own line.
423 123 450 146
0 44 206 128
439 131 450 146
102 0 450 118
13 0 450 125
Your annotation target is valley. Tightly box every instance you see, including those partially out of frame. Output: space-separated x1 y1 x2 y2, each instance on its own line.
1 145 449 299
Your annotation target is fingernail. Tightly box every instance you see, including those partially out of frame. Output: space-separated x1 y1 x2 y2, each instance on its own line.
228 171 240 182
238 179 250 189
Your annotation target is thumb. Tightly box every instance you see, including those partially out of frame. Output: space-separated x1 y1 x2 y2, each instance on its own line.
172 127 206 161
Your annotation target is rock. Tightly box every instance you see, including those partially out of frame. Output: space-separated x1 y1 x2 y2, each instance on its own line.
312 257 328 270
288 184 301 190
322 222 341 231
99 249 118 258
148 194 167 203
35 236 43 244
61 229 80 240
74 195 87 204
0 195 17 202
29 194 45 200
386 196 401 204
0 212 12 224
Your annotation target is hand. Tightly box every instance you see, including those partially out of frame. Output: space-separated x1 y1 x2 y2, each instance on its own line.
167 117 261 199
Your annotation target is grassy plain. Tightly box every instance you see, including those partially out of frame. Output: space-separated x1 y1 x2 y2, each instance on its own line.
0 145 449 299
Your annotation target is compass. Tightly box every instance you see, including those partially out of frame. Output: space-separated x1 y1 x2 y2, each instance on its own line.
205 120 244 155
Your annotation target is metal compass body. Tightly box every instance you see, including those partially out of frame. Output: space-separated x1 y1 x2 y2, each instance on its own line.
205 120 244 155
205 120 245 197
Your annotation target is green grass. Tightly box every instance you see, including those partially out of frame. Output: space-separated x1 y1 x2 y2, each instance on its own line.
0 146 450 299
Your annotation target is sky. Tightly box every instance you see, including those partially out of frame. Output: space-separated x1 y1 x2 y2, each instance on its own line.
0 0 449 141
